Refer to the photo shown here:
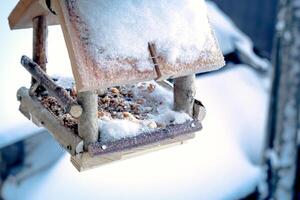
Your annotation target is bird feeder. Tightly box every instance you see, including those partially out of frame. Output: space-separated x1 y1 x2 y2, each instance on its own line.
9 0 225 171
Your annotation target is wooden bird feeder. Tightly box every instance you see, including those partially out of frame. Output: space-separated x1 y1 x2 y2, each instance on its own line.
9 0 225 171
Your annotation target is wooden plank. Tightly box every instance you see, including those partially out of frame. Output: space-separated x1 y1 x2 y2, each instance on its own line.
21 56 83 118
52 0 224 92
71 133 195 172
52 0 157 92
17 87 83 155
88 120 201 156
8 0 59 30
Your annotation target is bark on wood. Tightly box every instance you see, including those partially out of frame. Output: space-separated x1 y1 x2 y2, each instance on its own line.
21 55 82 118
260 0 300 199
148 43 162 80
89 120 201 156
32 16 47 84
174 75 196 117
17 87 83 155
73 133 195 172
78 91 99 150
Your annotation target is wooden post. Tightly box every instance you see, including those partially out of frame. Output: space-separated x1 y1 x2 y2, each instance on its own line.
78 91 99 150
32 15 47 84
21 56 82 118
174 75 196 117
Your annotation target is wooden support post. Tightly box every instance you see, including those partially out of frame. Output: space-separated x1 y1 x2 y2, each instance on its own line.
21 56 82 118
78 91 99 150
32 15 47 84
148 43 162 80
174 75 196 117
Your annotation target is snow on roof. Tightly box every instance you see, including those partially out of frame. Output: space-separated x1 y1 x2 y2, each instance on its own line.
56 0 224 91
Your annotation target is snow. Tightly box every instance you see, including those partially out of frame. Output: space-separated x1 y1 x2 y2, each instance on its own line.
98 81 192 141
99 119 142 141
2 64 269 200
78 0 211 67
52 75 74 89
1 1 271 199
0 122 43 149
207 1 271 72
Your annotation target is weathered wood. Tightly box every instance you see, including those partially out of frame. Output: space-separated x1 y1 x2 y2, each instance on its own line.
17 87 83 155
31 15 48 93
72 133 195 172
78 91 98 150
193 99 206 121
21 55 82 118
174 75 196 116
260 0 300 199
148 43 162 80
8 0 59 30
32 15 47 72
89 120 201 156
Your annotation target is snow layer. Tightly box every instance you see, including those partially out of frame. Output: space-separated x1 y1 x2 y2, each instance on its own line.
207 1 271 72
99 81 192 141
2 64 268 200
78 0 211 66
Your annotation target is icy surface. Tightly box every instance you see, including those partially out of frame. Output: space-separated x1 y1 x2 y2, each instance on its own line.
99 81 192 141
77 0 211 67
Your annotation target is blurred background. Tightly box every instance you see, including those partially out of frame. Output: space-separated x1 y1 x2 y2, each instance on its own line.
0 0 299 199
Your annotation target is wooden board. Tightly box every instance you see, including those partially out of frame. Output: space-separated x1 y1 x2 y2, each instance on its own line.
52 0 157 92
17 87 83 155
71 133 195 172
52 0 224 92
72 120 201 171
8 0 59 30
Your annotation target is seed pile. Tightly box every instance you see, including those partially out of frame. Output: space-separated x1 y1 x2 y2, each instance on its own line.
39 81 161 132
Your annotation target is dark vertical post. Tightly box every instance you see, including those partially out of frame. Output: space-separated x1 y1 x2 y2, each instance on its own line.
32 15 48 84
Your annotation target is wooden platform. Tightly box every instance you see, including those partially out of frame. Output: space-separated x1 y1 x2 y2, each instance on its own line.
71 132 196 172
17 85 204 171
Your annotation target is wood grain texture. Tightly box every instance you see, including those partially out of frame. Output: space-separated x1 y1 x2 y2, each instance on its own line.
17 87 83 155
8 0 59 30
88 120 201 156
78 91 99 150
21 55 82 118
52 0 224 91
72 133 196 171
174 75 196 116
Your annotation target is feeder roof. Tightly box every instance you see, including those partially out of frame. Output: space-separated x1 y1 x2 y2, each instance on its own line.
9 0 225 92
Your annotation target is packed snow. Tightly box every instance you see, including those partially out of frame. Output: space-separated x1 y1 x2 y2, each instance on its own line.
77 0 211 68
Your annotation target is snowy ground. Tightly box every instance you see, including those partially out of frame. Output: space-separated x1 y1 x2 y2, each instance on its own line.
1 1 270 199
2 64 269 200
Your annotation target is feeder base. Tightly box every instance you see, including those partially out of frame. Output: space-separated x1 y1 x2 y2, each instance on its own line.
71 132 195 171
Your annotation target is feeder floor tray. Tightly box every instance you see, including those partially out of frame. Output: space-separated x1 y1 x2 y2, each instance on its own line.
17 80 204 171
72 120 200 171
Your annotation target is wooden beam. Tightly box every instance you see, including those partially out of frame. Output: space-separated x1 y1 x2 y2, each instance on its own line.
72 133 196 172
21 56 82 118
78 91 99 150
32 15 47 89
174 75 196 116
8 0 59 30
17 87 83 155
32 15 47 72
89 120 201 156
